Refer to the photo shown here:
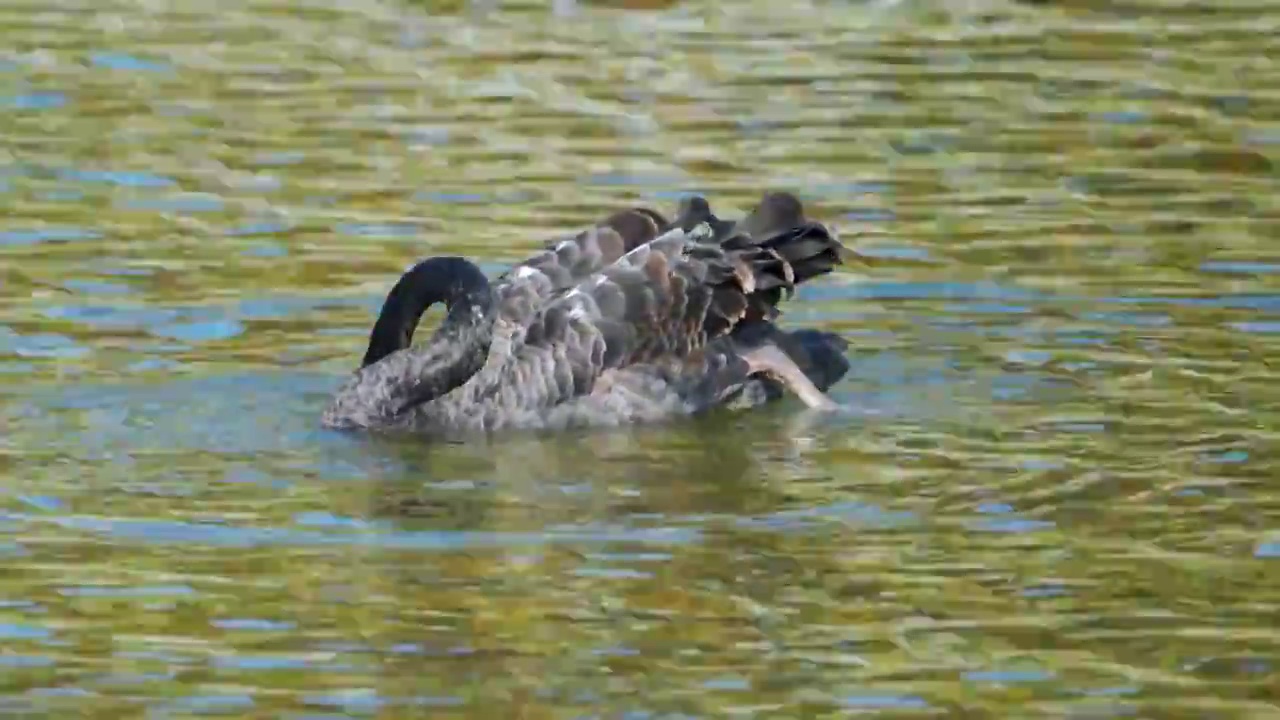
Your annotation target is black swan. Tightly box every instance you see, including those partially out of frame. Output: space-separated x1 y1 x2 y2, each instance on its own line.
322 192 852 434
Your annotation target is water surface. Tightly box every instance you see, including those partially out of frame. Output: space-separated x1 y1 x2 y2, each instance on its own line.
2 0 1279 716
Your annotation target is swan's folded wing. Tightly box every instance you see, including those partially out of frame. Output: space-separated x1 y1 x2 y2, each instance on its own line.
581 195 844 367
484 191 842 338
487 189 822 326
517 201 845 405
488 208 672 330
399 194 849 429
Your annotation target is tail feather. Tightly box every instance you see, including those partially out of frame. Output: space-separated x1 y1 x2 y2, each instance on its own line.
672 196 739 239
600 208 667 252
760 226 843 285
679 192 846 316
736 191 806 240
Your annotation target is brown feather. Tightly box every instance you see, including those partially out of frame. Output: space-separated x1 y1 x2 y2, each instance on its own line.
386 192 851 430
603 209 664 252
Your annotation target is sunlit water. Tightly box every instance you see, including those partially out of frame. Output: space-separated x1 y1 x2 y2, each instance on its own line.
3 0 1279 716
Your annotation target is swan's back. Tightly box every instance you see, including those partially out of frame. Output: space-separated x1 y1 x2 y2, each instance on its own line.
487 208 672 334
398 192 849 431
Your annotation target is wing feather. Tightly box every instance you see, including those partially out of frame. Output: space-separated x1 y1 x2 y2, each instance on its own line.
400 192 849 430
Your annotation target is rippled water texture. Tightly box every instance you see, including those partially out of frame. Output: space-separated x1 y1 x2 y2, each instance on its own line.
3 0 1279 716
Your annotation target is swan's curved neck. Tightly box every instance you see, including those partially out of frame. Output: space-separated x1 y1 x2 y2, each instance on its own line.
322 256 496 429
362 256 493 368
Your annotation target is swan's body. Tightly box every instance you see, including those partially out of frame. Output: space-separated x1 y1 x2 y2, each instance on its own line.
322 192 851 434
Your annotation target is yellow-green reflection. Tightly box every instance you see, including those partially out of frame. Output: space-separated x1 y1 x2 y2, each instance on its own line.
2 0 1279 717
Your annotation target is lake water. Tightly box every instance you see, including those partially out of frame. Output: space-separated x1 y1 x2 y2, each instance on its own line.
2 0 1278 716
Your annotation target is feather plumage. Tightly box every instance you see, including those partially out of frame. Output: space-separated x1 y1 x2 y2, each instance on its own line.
380 192 850 433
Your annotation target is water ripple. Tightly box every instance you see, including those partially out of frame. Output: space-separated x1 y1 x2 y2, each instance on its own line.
38 514 699 550
2 1 1279 717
